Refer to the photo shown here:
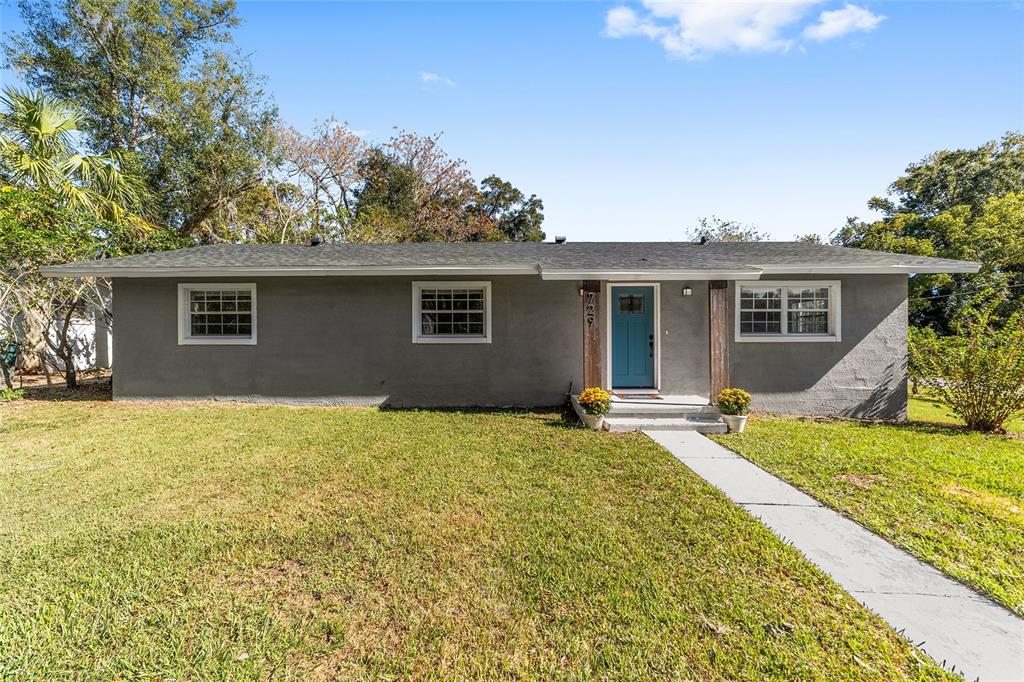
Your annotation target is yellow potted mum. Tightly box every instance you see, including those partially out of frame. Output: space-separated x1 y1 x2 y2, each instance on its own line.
716 388 752 433
574 387 611 430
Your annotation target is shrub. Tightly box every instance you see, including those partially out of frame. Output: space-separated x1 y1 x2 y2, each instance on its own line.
908 326 943 395
911 292 1024 432
716 388 752 416
578 387 611 415
0 387 24 401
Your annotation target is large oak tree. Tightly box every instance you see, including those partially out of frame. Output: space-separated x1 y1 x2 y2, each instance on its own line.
5 0 277 241
834 133 1024 330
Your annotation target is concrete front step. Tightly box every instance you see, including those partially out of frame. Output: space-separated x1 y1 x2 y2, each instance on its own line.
603 416 728 433
608 403 721 419
608 396 721 420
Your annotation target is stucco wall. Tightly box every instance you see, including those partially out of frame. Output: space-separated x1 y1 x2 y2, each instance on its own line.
112 276 582 406
111 273 908 417
727 274 908 419
652 281 711 397
601 275 907 418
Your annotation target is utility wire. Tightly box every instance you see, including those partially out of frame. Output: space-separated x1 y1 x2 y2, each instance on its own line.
910 282 1024 302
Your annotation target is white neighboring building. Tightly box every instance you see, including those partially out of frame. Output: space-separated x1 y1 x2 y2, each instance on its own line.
45 303 112 371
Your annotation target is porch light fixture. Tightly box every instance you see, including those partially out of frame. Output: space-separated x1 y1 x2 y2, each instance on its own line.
682 287 693 297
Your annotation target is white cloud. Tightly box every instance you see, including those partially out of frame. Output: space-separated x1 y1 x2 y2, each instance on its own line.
604 6 667 40
603 1 884 59
420 71 455 87
325 120 369 138
803 4 884 40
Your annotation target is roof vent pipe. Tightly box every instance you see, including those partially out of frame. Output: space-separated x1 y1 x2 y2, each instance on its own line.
554 236 566 244
309 235 323 247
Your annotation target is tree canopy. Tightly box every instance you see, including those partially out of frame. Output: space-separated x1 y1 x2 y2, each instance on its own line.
4 0 546 246
687 216 767 243
0 184 183 384
834 132 1024 330
345 131 544 243
6 0 277 240
0 84 184 379
472 175 545 242
0 88 145 224
871 133 1024 218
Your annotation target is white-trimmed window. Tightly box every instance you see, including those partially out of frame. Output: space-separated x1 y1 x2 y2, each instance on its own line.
735 281 841 342
412 281 492 344
178 283 257 345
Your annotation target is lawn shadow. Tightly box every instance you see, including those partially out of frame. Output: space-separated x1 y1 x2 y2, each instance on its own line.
543 403 586 430
377 402 583 429
817 414 1011 439
865 419 974 437
17 375 113 402
912 394 947 409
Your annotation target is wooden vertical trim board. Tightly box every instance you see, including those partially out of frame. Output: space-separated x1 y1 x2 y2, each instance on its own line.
708 280 730 400
582 280 602 388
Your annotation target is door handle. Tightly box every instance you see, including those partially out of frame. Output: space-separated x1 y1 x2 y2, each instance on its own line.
649 335 654 357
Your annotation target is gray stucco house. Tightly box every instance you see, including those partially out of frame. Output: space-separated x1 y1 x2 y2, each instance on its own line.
44 241 978 419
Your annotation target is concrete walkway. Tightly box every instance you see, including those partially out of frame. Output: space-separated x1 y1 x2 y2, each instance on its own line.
646 430 1024 682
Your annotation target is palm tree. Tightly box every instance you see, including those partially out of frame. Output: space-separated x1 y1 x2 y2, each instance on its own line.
0 88 145 222
0 88 150 383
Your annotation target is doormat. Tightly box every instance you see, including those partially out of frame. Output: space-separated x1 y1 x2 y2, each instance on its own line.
615 393 662 400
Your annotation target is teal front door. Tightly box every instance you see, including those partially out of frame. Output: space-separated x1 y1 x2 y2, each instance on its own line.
611 286 655 389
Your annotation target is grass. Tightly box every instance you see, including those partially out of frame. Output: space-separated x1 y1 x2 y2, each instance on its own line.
909 393 1024 433
0 400 947 680
713 403 1024 616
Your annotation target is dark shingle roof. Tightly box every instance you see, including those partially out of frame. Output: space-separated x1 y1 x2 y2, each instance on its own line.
42 241 980 277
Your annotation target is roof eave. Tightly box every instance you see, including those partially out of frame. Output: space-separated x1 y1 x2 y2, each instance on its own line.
41 264 543 278
757 263 981 275
539 268 760 281
40 259 983 279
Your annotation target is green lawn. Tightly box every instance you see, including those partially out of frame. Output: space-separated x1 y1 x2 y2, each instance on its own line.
909 393 1024 433
0 401 946 679
713 402 1024 616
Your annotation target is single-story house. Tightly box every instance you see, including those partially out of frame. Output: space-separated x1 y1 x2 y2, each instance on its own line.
43 241 978 418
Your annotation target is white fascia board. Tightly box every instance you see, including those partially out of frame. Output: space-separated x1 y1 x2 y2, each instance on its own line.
758 263 981 275
41 264 542 278
539 269 760 281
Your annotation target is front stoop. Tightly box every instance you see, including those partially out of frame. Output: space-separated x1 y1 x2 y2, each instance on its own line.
602 395 727 433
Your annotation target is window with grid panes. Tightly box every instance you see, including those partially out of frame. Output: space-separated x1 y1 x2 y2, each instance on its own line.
736 282 839 341
412 282 491 343
178 284 256 344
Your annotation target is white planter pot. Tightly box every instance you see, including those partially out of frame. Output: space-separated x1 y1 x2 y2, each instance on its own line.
571 396 606 430
580 411 605 431
722 414 748 433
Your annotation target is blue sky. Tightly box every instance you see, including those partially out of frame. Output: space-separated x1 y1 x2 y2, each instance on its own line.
3 1 1023 240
